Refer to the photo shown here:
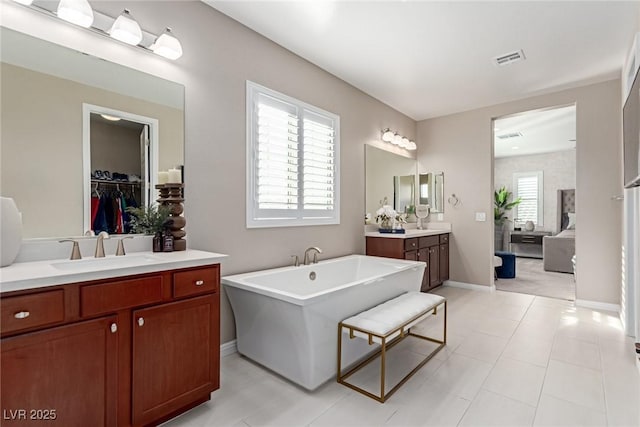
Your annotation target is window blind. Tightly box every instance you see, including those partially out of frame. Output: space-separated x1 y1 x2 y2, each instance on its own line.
247 81 340 227
256 97 299 210
303 111 335 211
516 175 539 223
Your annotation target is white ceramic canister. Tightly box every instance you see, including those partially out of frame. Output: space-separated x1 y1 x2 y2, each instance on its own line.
1 197 23 267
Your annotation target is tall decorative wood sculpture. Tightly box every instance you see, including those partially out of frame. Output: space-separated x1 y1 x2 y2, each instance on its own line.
156 183 186 251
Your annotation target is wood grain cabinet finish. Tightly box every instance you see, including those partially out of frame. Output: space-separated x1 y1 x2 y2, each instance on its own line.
132 294 219 426
1 316 118 427
366 233 450 292
0 263 221 427
0 290 64 334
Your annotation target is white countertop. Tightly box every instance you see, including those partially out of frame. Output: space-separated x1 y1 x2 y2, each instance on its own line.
0 249 227 294
364 223 452 239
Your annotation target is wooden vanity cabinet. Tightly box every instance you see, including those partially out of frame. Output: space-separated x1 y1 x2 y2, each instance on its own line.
1 315 118 427
0 263 220 427
366 233 450 292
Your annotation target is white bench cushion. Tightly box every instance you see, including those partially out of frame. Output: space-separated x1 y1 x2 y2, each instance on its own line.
342 292 445 337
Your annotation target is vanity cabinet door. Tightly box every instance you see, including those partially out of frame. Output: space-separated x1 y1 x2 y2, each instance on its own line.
428 246 440 287
1 316 118 427
417 248 430 292
131 294 220 426
439 244 450 282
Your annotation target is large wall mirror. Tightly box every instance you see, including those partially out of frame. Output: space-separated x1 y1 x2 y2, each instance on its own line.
0 28 185 239
365 145 416 217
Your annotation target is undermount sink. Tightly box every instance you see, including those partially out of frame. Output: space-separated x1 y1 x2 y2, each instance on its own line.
51 254 161 271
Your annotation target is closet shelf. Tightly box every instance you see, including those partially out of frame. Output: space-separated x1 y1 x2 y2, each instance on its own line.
91 179 141 186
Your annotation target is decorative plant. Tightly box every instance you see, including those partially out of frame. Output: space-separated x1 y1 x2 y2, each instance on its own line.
494 186 521 226
376 205 402 227
127 204 170 235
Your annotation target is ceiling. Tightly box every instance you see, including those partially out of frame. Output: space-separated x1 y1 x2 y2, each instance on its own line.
205 1 639 121
494 105 576 158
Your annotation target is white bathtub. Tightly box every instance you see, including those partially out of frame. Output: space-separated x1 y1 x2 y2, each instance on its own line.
222 254 425 390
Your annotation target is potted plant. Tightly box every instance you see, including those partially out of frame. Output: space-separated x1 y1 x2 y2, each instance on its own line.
127 204 170 235
494 187 521 251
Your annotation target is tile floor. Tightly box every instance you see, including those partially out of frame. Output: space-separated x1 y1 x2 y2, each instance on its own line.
163 287 640 427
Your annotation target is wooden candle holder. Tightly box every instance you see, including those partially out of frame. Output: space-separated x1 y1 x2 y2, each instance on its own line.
156 184 186 251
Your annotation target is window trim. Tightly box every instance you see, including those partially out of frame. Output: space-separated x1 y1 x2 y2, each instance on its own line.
513 171 544 226
246 81 341 228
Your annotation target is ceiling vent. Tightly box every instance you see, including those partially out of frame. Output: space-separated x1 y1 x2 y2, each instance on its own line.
494 50 526 66
496 132 523 140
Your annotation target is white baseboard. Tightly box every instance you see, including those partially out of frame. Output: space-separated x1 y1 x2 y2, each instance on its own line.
220 340 237 357
444 280 495 292
575 299 621 313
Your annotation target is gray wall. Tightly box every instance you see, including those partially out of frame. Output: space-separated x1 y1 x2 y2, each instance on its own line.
2 1 416 344
494 150 576 234
418 79 622 306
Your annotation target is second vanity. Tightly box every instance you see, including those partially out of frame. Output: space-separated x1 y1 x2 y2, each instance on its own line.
0 249 226 427
365 226 450 292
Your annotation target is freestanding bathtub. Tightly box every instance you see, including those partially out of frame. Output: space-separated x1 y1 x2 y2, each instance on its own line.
222 254 425 390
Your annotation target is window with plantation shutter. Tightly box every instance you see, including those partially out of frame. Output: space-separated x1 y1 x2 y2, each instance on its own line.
513 171 543 226
246 81 340 228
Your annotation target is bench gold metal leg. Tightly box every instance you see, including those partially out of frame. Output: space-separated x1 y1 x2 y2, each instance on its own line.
337 300 447 403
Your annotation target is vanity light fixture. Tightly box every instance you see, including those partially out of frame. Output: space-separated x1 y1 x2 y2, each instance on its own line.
110 9 143 46
57 0 94 28
10 1 184 61
151 28 183 60
381 128 395 143
380 128 417 150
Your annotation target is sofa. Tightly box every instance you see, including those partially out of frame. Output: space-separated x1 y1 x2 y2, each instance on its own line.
543 189 576 273
543 229 575 273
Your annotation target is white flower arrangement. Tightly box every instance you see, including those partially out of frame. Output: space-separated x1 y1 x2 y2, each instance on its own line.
375 205 404 228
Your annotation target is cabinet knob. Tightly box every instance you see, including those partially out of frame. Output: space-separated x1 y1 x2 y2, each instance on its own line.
195 280 204 286
138 317 145 327
14 311 30 319
110 323 117 333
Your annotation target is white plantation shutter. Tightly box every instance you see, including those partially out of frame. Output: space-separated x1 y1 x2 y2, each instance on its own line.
247 82 340 227
303 111 335 211
514 172 543 226
256 96 299 211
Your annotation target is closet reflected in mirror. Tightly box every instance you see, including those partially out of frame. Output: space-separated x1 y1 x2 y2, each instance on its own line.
86 107 158 235
0 27 184 238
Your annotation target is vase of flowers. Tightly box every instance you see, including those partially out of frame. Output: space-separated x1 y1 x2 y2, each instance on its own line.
376 205 399 231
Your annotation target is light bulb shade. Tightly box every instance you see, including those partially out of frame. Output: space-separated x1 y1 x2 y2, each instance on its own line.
393 134 402 145
151 28 183 60
57 0 94 28
13 0 34 5
408 141 417 150
401 137 410 147
381 128 394 142
110 9 143 46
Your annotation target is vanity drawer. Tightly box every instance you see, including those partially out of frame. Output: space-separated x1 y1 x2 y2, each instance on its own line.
419 236 439 248
1 290 65 334
173 266 219 298
81 276 164 317
404 238 419 251
439 234 449 244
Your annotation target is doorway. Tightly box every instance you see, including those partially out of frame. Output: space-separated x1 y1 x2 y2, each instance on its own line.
82 104 159 234
492 104 577 301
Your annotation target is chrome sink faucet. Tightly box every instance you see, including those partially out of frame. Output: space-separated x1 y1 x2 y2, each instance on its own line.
303 247 322 265
95 231 109 258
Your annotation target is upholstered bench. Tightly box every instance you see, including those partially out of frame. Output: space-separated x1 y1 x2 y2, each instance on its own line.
495 251 516 279
337 292 446 402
